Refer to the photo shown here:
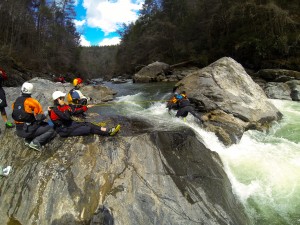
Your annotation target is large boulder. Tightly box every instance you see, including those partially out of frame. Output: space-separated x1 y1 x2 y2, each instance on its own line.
80 85 116 103
133 62 171 83
0 122 250 225
175 57 282 145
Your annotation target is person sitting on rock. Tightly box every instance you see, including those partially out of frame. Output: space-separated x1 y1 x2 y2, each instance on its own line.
67 78 92 105
67 78 93 120
0 67 15 131
49 91 120 137
12 82 56 151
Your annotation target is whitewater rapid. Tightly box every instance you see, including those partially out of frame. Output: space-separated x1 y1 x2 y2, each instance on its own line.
113 91 300 225
98 81 300 224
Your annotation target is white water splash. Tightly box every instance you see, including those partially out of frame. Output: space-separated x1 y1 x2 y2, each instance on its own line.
114 91 300 224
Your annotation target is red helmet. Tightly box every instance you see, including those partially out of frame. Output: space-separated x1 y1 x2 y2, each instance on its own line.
73 78 83 86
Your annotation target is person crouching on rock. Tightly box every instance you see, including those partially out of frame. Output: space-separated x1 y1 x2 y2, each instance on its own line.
12 82 56 151
49 91 120 137
168 90 203 123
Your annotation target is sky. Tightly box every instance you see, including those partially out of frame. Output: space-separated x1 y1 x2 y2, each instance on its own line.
73 0 144 47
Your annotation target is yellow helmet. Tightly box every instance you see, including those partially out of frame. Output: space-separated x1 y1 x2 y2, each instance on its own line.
73 78 83 86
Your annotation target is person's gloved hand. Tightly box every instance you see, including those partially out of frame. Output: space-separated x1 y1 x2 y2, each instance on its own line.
35 114 46 122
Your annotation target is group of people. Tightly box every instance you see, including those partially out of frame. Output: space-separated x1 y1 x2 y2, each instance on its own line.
0 69 200 177
0 71 121 158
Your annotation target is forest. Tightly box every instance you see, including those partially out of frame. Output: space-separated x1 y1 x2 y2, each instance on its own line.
0 0 299 81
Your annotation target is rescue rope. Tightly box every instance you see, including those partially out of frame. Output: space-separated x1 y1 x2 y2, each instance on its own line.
73 99 170 107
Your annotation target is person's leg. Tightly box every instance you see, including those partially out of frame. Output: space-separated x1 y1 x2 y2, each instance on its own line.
67 124 91 136
1 108 7 123
176 108 188 118
15 125 32 139
30 124 56 146
87 123 109 136
89 123 120 136
186 106 203 123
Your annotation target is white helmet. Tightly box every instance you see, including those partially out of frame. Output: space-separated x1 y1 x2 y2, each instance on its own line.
21 82 33 94
52 91 66 100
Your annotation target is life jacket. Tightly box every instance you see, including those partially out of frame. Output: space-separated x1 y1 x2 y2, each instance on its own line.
181 93 187 99
49 105 72 127
168 93 185 105
67 88 81 104
178 93 191 108
12 96 35 123
174 93 191 108
170 96 178 104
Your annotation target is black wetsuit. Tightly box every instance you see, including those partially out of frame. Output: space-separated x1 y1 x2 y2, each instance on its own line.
49 104 109 137
176 99 202 121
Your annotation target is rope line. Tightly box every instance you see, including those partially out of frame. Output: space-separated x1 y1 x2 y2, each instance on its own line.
89 99 169 107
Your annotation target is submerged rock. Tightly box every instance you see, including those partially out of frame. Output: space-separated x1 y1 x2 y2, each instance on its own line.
0 123 250 225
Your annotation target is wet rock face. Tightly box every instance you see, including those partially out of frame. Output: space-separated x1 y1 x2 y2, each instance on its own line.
0 124 250 225
263 80 300 101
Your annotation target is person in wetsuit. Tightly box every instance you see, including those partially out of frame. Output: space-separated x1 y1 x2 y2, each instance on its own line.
49 91 120 137
12 82 56 151
167 90 202 122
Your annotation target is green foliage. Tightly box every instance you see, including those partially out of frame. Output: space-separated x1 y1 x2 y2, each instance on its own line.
0 0 80 73
1 0 299 76
78 46 119 79
115 0 300 72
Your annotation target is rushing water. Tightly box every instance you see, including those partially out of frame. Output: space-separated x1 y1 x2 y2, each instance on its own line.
93 81 300 225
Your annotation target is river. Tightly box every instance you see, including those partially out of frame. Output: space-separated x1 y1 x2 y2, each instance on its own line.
91 80 300 225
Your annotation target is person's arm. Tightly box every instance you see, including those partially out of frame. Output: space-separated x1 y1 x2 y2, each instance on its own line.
52 107 72 121
25 98 48 122
69 104 88 115
24 98 43 116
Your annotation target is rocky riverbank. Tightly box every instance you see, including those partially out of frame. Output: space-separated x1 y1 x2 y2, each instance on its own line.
0 56 291 224
0 118 250 225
